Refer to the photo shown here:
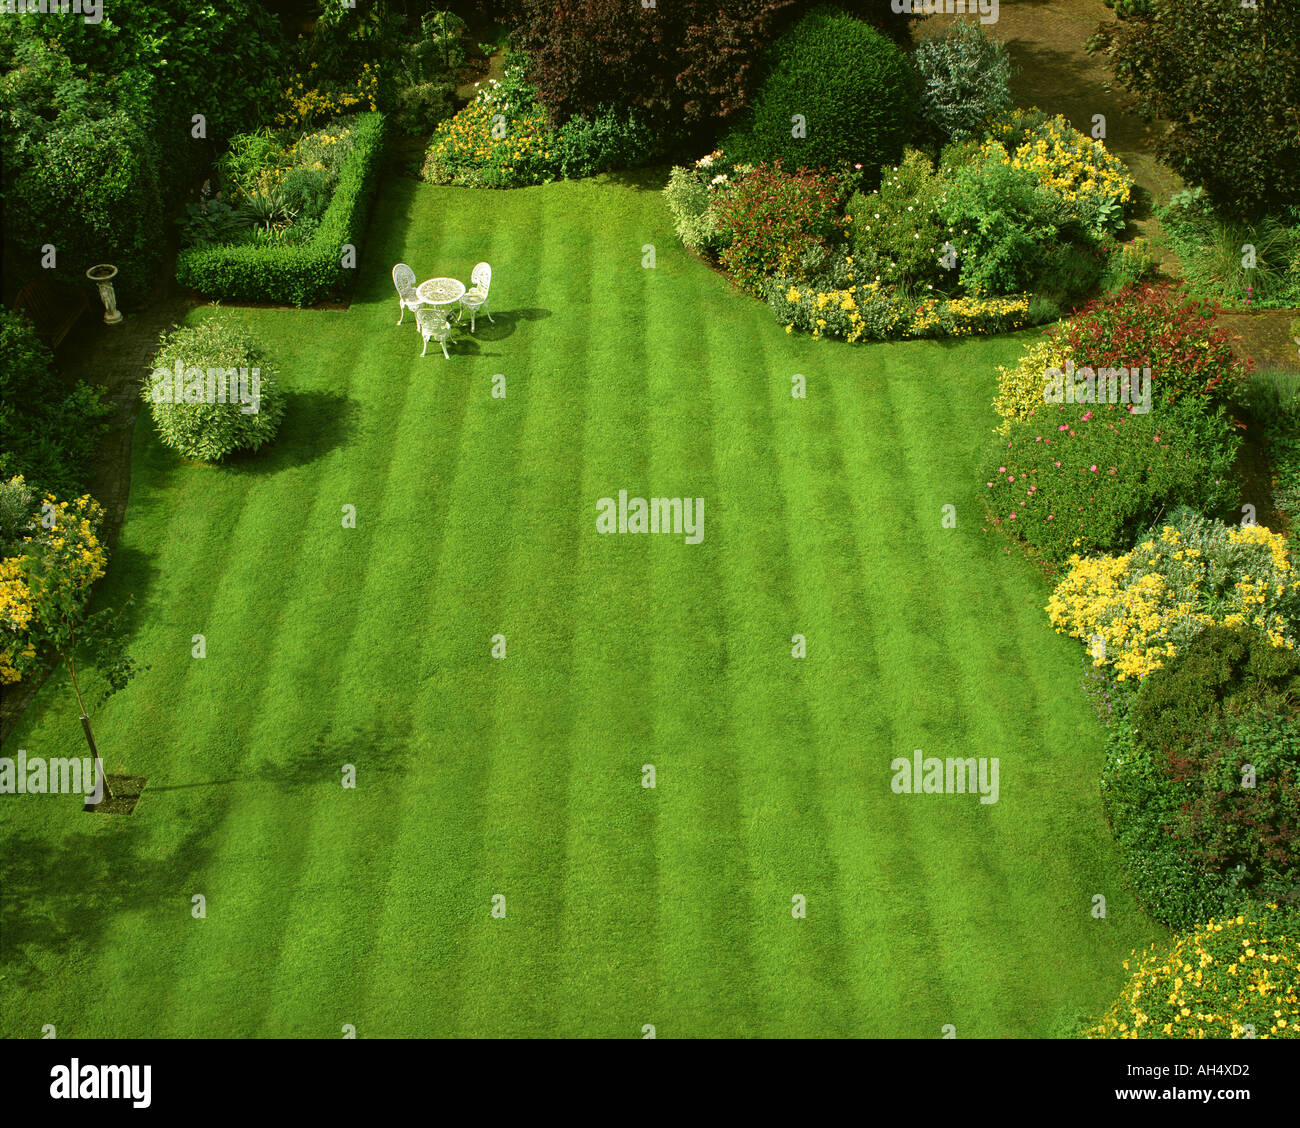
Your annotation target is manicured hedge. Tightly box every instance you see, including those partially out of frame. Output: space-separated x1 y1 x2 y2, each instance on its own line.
176 113 387 307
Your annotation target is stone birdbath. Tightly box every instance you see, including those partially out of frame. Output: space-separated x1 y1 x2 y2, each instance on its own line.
86 263 123 325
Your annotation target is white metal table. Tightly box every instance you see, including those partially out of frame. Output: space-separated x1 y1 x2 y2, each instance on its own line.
417 277 466 310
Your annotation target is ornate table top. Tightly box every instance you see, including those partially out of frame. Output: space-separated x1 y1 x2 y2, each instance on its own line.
417 277 467 305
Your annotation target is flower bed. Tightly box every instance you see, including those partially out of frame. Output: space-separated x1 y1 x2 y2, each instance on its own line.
1082 904 1300 1038
663 105 1139 344
175 112 387 306
422 62 655 189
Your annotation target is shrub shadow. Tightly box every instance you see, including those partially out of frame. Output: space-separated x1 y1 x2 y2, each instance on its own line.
225 388 360 475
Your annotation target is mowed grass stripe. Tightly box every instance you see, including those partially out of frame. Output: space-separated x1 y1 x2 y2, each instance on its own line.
633 227 743 1037
247 274 514 1033
254 186 527 1035
908 345 1086 1036
619 202 734 1035
812 341 966 1034
762 336 898 1035
528 189 675 1038
843 343 1036 1036
644 294 778 1036
902 349 1151 1032
349 185 549 1034
121 303 414 1035
447 187 594 1035
704 297 860 1036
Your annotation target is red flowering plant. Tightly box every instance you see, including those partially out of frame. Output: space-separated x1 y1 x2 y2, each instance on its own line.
711 160 847 295
1059 283 1252 409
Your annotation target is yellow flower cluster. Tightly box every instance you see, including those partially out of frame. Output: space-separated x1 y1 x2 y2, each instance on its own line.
782 282 1029 343
1047 520 1300 680
905 293 1030 338
994 336 1068 434
276 63 379 129
425 100 557 185
782 277 900 342
1083 906 1300 1039
985 109 1133 211
0 482 106 685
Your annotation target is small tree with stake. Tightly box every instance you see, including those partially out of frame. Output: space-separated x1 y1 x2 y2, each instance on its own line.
0 489 141 807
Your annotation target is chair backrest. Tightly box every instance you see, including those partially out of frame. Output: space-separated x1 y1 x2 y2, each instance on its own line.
392 263 417 293
416 306 448 336
470 262 491 292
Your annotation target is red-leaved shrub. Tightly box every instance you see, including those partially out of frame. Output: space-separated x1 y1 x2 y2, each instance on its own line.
711 161 844 295
1060 283 1251 407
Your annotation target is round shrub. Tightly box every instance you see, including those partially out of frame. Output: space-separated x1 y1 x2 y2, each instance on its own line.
143 314 285 463
723 6 914 185
914 19 1013 144
1081 903 1300 1038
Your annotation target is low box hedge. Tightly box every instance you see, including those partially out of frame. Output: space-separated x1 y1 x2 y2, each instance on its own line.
176 113 387 307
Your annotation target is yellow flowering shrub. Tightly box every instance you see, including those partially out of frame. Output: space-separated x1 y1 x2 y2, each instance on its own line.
771 277 903 342
905 293 1030 339
422 68 560 188
771 275 1028 343
0 485 107 685
993 335 1068 434
1047 512 1300 680
1082 905 1300 1039
985 109 1134 234
276 63 380 130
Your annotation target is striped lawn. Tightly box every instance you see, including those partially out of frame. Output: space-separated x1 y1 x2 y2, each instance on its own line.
0 173 1163 1038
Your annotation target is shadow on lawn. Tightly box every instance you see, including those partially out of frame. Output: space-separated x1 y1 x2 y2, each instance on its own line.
450 307 551 354
225 389 360 476
0 719 410 990
0 813 218 993
148 719 409 794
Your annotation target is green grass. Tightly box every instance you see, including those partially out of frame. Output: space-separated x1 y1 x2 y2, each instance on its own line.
0 173 1163 1037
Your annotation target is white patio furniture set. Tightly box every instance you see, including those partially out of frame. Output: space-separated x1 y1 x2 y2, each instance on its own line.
392 262 494 359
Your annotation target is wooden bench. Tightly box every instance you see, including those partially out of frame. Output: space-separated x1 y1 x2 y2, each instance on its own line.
11 277 92 348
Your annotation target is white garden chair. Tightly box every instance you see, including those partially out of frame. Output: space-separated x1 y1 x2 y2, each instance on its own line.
458 262 493 331
392 263 423 325
416 307 453 359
